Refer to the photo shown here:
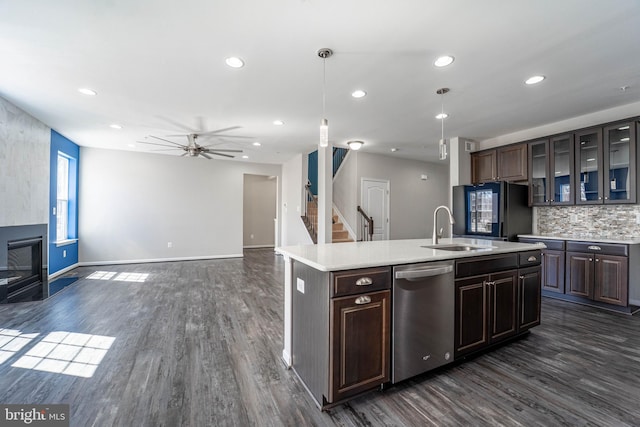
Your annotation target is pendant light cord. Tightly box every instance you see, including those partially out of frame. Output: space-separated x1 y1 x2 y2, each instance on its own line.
322 58 326 117
440 91 445 141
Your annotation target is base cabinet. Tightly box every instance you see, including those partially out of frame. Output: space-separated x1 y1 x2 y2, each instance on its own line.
519 266 542 330
541 249 565 293
566 249 628 307
329 290 390 402
455 270 518 357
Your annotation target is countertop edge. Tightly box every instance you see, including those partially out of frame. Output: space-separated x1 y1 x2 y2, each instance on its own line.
519 234 640 245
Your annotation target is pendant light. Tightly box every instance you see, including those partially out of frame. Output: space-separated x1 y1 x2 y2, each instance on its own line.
318 48 333 147
436 88 450 160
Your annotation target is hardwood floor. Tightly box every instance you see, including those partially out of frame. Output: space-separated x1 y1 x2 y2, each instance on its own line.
1 248 639 426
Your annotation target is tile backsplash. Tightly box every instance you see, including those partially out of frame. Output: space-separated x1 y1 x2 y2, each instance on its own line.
535 205 640 237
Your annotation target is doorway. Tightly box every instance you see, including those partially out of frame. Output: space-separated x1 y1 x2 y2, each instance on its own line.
361 178 389 240
243 174 278 248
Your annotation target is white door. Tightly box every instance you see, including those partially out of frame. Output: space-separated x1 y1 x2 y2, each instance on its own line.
361 178 389 240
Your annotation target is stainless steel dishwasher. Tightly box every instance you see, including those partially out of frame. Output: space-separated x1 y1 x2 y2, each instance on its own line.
392 260 454 383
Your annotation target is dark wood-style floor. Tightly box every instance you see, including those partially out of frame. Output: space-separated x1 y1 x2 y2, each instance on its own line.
1 249 639 426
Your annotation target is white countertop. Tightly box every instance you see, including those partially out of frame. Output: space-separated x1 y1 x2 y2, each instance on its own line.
519 234 640 245
276 238 545 272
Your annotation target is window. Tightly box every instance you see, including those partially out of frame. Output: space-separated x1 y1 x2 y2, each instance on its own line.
56 153 71 242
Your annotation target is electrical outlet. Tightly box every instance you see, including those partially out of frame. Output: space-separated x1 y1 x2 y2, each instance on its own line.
250 234 254 239
636 213 640 225
296 278 305 294
570 214 578 223
167 242 172 248
62 250 66 258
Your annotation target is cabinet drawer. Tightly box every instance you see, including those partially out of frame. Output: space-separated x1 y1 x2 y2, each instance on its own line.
566 241 628 256
519 250 542 267
331 267 391 297
520 238 565 251
455 254 518 278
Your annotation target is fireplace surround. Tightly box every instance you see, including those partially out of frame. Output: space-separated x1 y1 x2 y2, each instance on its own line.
0 224 48 304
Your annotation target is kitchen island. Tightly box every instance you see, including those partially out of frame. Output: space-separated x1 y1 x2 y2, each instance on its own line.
277 238 545 409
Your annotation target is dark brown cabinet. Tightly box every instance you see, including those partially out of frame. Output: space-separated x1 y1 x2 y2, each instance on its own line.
329 289 390 402
528 134 574 206
520 238 566 294
455 270 518 357
518 266 542 330
565 242 628 307
472 143 528 184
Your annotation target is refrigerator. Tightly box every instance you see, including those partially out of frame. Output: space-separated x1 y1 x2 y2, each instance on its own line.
452 182 532 241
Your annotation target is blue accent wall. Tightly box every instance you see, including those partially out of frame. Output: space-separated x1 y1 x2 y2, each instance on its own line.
49 130 80 275
308 150 318 195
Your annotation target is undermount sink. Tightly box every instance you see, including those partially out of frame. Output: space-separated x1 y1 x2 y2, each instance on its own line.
421 244 495 252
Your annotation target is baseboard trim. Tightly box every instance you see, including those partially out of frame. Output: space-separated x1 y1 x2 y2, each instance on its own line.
281 349 292 368
48 263 80 280
78 253 244 267
243 245 275 249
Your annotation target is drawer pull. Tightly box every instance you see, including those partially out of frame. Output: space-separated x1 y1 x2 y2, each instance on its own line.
527 256 538 262
355 277 373 286
355 296 372 305
588 245 602 251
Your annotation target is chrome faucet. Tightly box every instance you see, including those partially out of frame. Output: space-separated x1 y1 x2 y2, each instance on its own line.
432 205 455 245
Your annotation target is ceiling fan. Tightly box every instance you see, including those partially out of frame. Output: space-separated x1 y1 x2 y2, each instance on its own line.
137 125 250 159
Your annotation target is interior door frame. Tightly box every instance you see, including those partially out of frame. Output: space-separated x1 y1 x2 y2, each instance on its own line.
360 177 390 240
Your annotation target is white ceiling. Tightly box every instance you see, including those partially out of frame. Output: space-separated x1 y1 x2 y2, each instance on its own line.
1 0 639 164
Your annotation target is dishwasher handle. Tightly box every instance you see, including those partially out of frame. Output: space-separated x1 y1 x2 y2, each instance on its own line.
395 265 453 281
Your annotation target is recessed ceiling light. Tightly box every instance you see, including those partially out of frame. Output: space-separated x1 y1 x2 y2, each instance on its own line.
351 90 367 98
109 124 122 130
242 155 249 159
390 148 398 152
273 120 284 126
78 88 97 96
435 113 448 119
347 140 364 150
525 75 545 85
252 141 261 146
225 57 244 68
434 56 455 67
128 144 135 148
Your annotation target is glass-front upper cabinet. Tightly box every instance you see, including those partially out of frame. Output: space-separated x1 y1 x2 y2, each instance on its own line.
550 134 574 204
604 121 636 204
528 140 549 205
575 128 603 204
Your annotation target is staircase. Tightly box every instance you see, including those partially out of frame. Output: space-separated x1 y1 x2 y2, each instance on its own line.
304 199 353 243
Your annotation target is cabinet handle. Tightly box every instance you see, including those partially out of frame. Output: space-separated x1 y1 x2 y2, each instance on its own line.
589 258 593 262
355 277 373 286
355 295 372 305
605 197 609 200
598 197 602 200
519 275 525 280
596 258 600 262
588 245 602 251
527 256 538 262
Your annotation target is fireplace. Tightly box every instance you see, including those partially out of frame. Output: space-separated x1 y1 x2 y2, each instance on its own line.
0 225 48 304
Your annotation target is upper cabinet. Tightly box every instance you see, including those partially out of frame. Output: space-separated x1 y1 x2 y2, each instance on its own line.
528 134 574 206
472 143 527 184
575 122 637 205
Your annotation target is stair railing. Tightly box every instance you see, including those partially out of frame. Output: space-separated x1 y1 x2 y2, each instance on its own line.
357 205 374 241
304 184 318 243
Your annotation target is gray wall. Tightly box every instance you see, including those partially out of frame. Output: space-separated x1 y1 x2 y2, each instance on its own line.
243 174 277 248
79 147 280 264
0 96 50 226
334 151 450 240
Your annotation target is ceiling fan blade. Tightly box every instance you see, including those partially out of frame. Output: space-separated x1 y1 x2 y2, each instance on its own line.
150 148 182 151
180 152 189 157
200 152 213 160
198 126 242 136
209 152 235 158
155 115 198 133
136 140 181 149
149 135 187 147
202 148 243 153
202 134 254 139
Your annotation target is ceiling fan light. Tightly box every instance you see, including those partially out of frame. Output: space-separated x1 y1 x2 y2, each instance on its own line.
347 140 364 150
434 55 454 67
225 57 244 68
273 120 284 126
435 113 448 119
252 141 261 146
109 123 122 129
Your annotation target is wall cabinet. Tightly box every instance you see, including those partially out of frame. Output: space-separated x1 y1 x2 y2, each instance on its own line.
472 143 527 184
454 252 540 359
528 134 574 206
